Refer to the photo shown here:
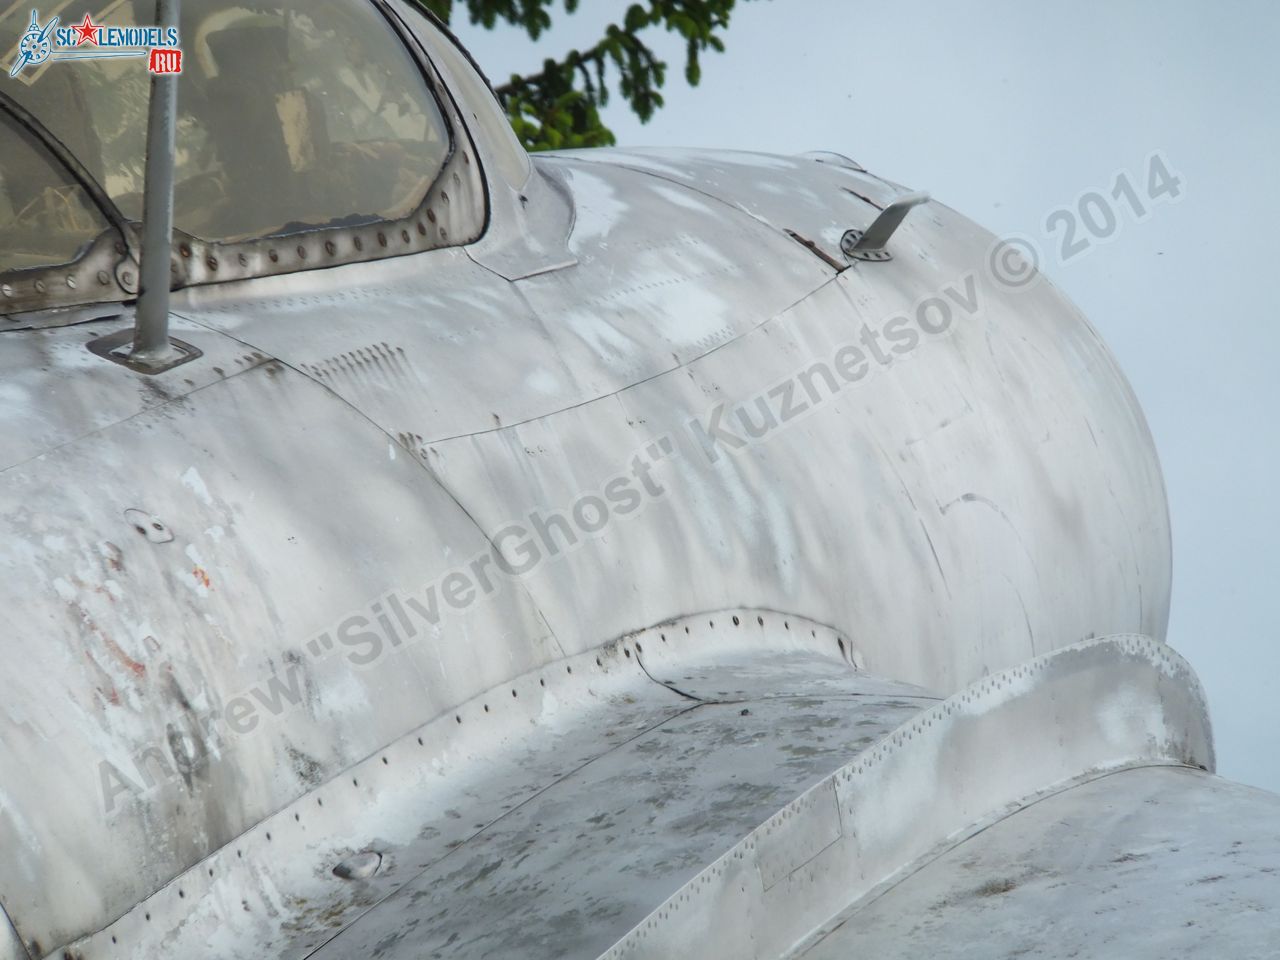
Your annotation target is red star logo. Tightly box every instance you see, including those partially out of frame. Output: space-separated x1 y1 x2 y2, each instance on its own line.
71 12 100 46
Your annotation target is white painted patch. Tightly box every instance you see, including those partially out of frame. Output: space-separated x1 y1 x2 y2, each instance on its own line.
701 149 802 171
181 467 214 506
525 368 561 396
562 167 631 248
1098 682 1166 748
650 183 713 213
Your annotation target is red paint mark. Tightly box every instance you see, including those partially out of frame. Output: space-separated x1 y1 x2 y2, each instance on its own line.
103 636 147 679
102 541 125 573
193 566 212 589
72 602 147 679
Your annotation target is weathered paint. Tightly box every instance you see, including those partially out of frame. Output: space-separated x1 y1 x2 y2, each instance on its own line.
801 766 1280 959
596 635 1213 960
0 4 1262 958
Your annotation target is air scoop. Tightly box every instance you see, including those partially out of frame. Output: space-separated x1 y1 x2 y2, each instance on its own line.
840 190 930 262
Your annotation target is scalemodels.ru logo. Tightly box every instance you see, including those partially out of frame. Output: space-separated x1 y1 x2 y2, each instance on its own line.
8 9 182 79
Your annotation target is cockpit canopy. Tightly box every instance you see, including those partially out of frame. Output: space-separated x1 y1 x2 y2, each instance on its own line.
0 0 516 315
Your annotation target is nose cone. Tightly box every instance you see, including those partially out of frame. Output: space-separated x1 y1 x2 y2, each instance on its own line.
548 147 1172 692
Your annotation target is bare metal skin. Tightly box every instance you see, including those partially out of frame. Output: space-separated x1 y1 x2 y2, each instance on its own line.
0 3 1273 959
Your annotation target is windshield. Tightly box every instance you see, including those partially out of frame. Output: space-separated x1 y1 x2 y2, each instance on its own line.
2 0 450 244
0 108 110 274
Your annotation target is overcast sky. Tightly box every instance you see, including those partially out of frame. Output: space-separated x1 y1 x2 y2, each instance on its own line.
451 0 1279 793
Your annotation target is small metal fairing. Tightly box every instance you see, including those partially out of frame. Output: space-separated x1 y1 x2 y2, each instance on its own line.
386 1 578 281
384 0 583 281
463 150 579 282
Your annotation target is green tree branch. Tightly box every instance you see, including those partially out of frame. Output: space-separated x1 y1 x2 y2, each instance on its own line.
414 0 754 151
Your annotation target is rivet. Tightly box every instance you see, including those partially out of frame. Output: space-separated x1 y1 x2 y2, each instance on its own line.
325 240 337 255
206 256 218 271
0 284 11 297
353 236 364 251
441 191 449 204
238 253 249 267
417 221 426 235
377 232 387 247
66 275 77 289
439 227 447 241
401 229 410 244
121 271 135 285
179 243 191 258
426 209 436 223
296 245 307 260
34 279 46 293
96 270 110 285
269 249 279 263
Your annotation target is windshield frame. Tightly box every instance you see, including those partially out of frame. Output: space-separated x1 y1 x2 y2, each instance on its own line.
0 91 136 319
